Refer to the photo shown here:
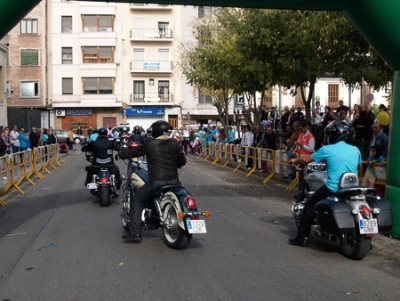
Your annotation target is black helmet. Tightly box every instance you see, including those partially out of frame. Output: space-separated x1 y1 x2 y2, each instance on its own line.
324 121 349 144
133 125 141 134
98 127 108 137
150 120 172 138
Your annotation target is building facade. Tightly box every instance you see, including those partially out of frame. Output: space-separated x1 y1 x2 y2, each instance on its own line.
5 1 390 133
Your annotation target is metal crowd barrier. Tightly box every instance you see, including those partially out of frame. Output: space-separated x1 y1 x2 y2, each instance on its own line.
197 141 388 194
197 141 308 190
0 143 66 206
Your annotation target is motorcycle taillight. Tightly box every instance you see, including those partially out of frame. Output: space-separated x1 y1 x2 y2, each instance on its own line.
100 177 108 184
360 205 372 219
185 196 197 209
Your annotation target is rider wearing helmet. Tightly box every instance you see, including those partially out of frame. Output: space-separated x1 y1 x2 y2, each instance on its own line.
118 120 186 243
288 121 361 247
81 127 122 195
128 125 145 146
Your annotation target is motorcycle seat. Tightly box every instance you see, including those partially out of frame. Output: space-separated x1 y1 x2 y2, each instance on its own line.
152 184 184 197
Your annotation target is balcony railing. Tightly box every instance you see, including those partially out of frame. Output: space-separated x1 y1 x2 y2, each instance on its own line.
130 28 173 40
130 60 172 73
130 93 173 104
130 3 173 10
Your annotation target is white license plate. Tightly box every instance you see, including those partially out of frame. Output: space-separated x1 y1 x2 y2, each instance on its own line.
87 183 97 189
186 220 207 234
359 218 378 234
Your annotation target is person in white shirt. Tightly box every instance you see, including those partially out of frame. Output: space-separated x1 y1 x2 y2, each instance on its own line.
182 126 190 155
311 110 322 125
9 125 20 153
240 124 254 170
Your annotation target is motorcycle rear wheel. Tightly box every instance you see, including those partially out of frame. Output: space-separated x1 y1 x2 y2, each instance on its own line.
162 203 192 249
120 189 131 231
339 232 372 260
99 186 111 207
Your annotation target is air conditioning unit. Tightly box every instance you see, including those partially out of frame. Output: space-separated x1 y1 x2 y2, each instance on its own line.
56 109 66 117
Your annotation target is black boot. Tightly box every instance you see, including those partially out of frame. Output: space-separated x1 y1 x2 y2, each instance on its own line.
288 234 308 247
122 231 142 243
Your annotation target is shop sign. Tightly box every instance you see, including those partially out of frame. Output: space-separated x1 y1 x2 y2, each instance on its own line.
126 108 165 115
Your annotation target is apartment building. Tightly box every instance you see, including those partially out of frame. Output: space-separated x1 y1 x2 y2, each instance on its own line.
5 0 48 129
5 1 388 133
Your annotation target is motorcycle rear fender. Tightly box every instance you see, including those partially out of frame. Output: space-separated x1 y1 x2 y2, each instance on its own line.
315 198 356 235
160 191 185 230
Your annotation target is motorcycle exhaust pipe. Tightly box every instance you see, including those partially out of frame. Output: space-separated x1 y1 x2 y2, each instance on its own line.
328 234 338 242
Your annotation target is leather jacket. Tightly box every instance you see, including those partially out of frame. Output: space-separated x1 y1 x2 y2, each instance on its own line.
81 136 119 165
118 135 186 182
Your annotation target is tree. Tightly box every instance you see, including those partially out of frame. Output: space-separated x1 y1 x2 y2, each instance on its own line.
181 13 239 128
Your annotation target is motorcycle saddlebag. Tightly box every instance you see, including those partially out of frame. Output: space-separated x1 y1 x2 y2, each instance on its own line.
315 199 355 235
366 196 393 232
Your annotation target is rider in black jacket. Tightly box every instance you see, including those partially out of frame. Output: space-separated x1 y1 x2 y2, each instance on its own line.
81 127 122 193
128 125 145 145
118 120 186 243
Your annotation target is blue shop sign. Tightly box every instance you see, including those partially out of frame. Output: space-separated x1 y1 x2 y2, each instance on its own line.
66 109 93 116
125 108 165 115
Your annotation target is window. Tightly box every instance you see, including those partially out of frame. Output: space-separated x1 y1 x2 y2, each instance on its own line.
62 47 73 64
158 22 169 38
61 16 72 33
82 46 114 63
83 77 113 94
198 6 212 18
263 95 272 107
199 89 212 104
82 15 114 32
133 81 145 102
133 48 144 70
21 81 39 97
158 81 170 102
62 78 73 95
20 19 38 34
20 49 39 66
328 84 339 107
158 48 169 71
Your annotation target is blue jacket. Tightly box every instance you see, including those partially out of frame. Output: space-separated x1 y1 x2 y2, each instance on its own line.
369 131 389 157
19 132 29 149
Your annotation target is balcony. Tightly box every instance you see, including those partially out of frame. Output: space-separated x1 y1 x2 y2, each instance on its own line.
130 60 172 73
130 28 173 41
130 3 173 10
130 93 173 105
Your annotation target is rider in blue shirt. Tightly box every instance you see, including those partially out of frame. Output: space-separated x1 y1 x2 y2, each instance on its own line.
288 121 362 247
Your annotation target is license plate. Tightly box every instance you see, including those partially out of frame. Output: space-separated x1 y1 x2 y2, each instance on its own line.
359 218 378 234
186 220 207 234
87 183 97 189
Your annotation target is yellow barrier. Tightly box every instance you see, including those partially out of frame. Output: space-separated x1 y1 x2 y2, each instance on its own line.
198 142 300 189
0 144 67 206
359 161 387 186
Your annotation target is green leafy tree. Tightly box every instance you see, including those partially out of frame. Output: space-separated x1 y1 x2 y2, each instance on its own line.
181 14 238 128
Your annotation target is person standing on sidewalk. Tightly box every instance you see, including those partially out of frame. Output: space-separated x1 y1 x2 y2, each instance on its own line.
67 128 74 150
9 125 20 154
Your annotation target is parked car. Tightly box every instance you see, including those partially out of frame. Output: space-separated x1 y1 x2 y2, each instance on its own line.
54 129 87 144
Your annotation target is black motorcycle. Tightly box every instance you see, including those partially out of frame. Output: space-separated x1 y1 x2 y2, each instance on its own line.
85 151 118 207
291 162 393 260
120 158 210 249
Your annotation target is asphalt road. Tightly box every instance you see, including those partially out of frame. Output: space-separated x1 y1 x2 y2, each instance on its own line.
0 150 399 301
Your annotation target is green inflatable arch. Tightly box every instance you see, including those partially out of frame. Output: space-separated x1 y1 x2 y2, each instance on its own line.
2 0 400 236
